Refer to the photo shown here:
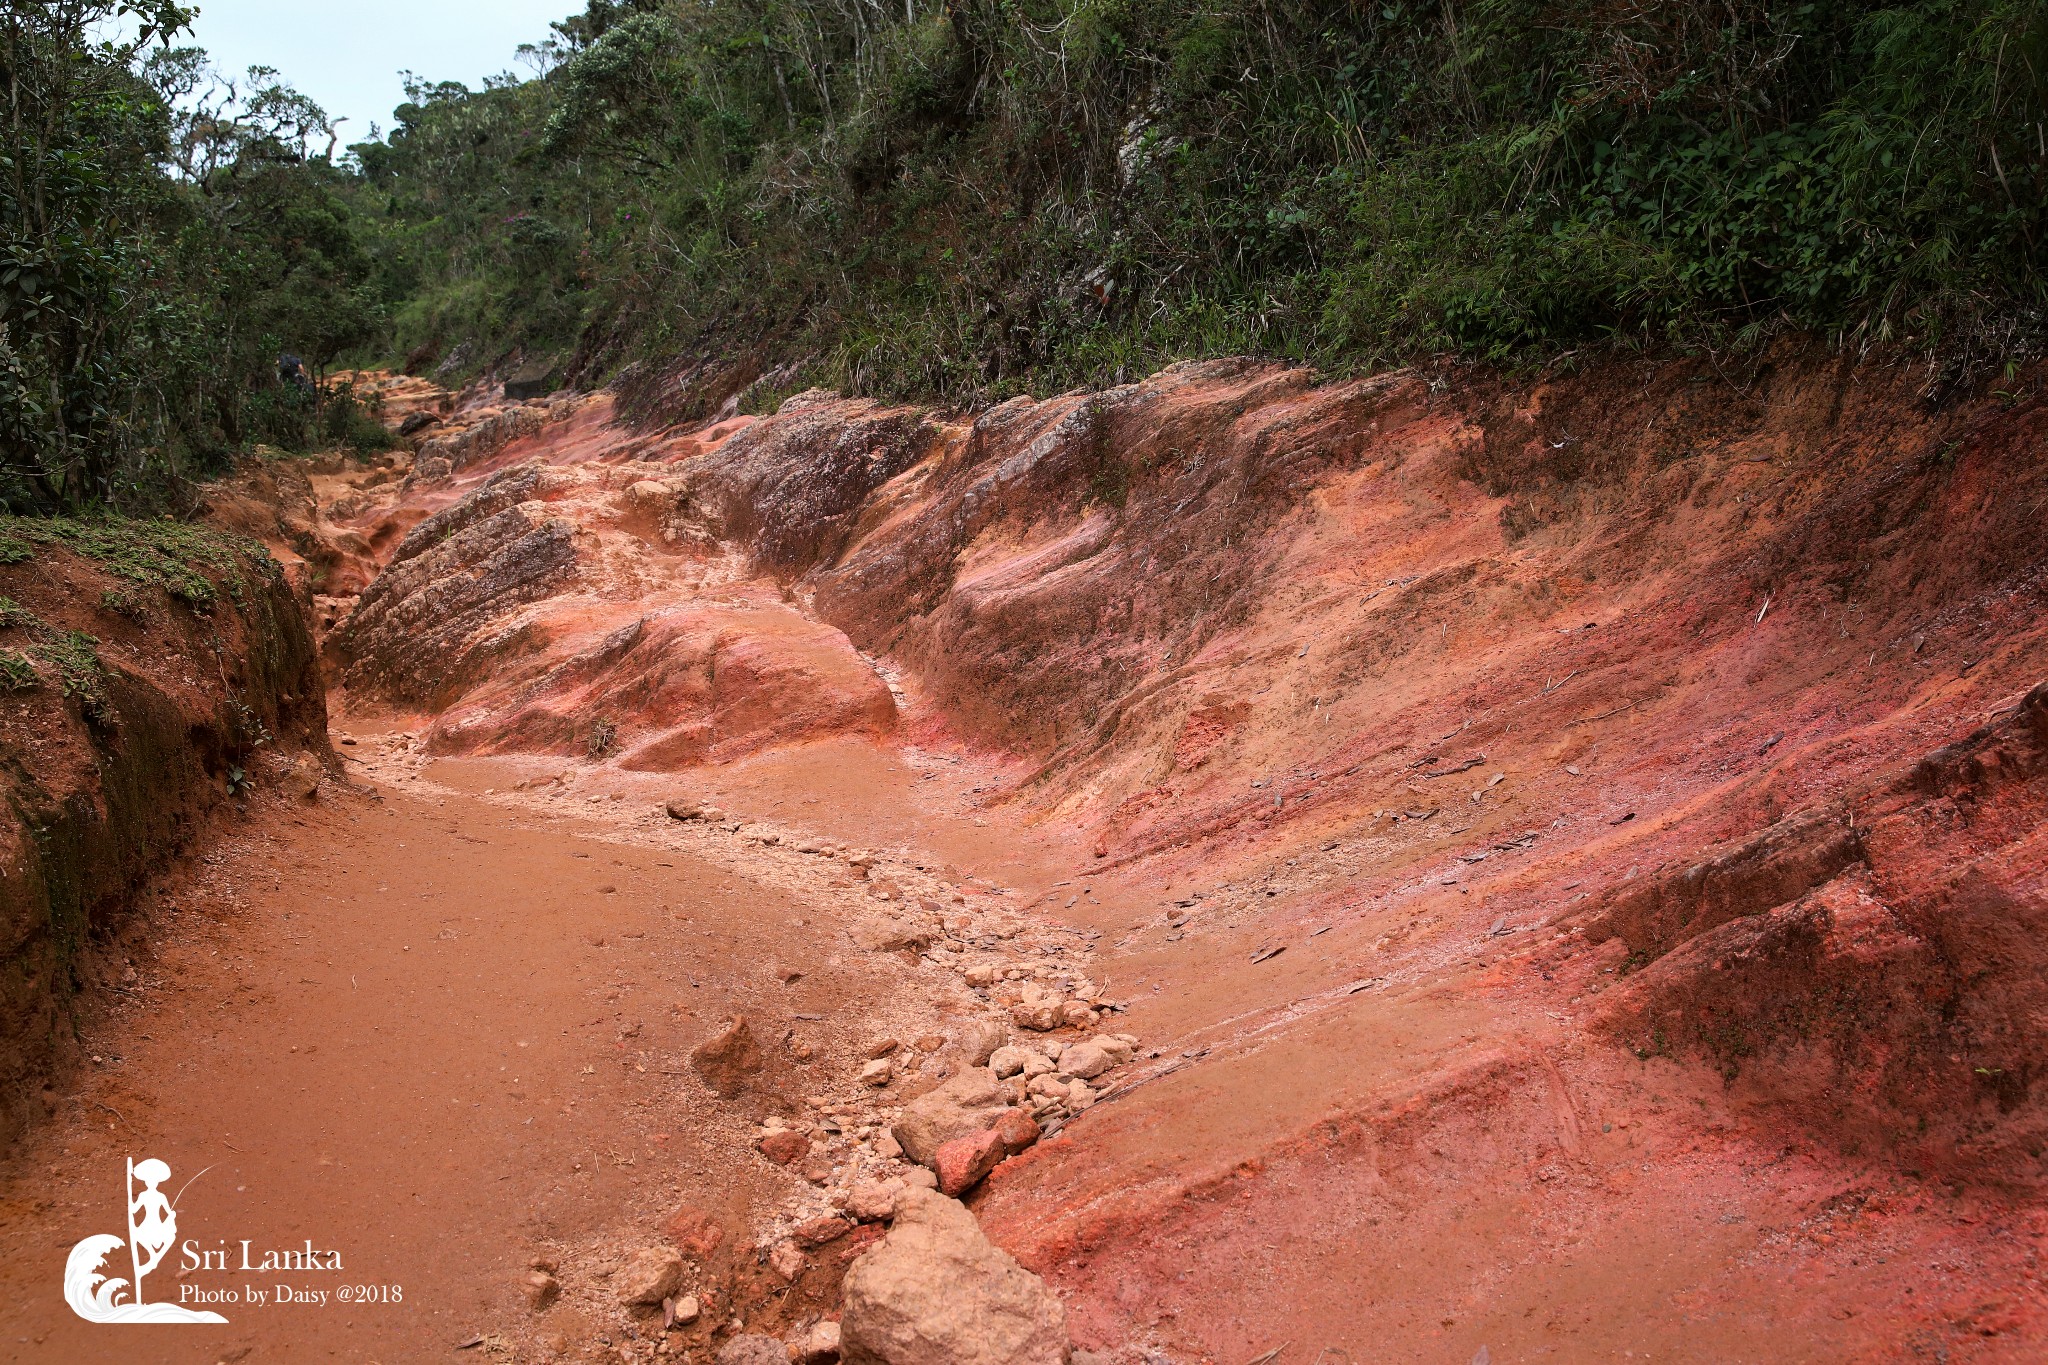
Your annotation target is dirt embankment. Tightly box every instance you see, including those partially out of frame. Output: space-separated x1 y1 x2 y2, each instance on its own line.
0 518 326 1145
272 346 2048 1359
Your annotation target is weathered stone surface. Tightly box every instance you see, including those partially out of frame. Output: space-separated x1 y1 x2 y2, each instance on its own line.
692 1016 764 1097
336 483 578 707
840 1187 1070 1365
615 1246 683 1305
716 1335 789 1365
759 1129 810 1165
892 1068 1011 1169
934 1127 1008 1197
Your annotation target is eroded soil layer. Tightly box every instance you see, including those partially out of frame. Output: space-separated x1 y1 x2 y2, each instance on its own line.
5 349 2047 1362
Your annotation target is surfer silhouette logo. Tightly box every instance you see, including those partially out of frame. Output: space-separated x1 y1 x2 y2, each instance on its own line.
64 1156 228 1323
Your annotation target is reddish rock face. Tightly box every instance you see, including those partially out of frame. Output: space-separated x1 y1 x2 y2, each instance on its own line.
314 349 2048 1357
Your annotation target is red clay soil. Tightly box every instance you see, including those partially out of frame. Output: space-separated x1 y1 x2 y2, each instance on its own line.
4 346 2046 1363
0 524 325 1147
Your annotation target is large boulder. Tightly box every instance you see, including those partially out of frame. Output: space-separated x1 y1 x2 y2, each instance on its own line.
840 1188 1069 1365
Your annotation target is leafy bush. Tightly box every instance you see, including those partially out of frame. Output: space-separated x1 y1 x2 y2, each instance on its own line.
350 0 2048 403
3 3 389 511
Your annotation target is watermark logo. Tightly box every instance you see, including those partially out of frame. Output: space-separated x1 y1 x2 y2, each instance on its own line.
64 1156 227 1324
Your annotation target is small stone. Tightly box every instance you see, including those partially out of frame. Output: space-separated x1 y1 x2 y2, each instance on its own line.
993 1109 1040 1154
281 753 323 801
892 1068 1012 1168
859 1057 895 1087
955 1019 1006 1065
1026 1074 1068 1101
795 1215 852 1247
759 1131 810 1165
768 1241 808 1282
963 964 998 987
874 1130 904 1160
866 1037 902 1059
716 1336 788 1365
1010 1002 1062 1032
846 1178 902 1222
616 1247 684 1305
1056 1039 1119 1080
664 1205 726 1259
792 1320 842 1364
839 1188 1068 1364
934 1127 1008 1196
691 1017 765 1098
520 1269 560 1310
671 1293 701 1325
989 1046 1030 1078
664 799 702 821
914 1034 946 1053
800 1152 836 1185
1059 1000 1096 1028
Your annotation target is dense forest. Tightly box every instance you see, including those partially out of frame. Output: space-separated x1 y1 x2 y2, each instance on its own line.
5 0 2046 509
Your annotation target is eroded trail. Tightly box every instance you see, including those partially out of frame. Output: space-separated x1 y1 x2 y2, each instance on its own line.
0 725 1111 1361
8 350 2048 1364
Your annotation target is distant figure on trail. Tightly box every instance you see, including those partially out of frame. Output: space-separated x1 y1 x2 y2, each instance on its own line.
278 352 313 394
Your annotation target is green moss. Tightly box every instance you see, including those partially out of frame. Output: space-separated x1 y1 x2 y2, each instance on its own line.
0 515 270 609
0 597 35 631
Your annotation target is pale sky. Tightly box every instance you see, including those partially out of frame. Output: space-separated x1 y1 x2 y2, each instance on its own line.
169 0 576 141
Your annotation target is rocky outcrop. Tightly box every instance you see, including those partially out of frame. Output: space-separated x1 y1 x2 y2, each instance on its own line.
334 468 581 706
307 351 2048 1357
0 520 326 1144
1583 682 2048 1174
327 429 900 766
840 1187 1070 1365
671 393 938 575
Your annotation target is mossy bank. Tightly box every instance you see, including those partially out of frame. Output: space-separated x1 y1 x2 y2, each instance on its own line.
0 517 327 1144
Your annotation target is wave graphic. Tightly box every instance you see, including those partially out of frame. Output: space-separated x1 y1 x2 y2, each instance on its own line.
65 1235 228 1323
